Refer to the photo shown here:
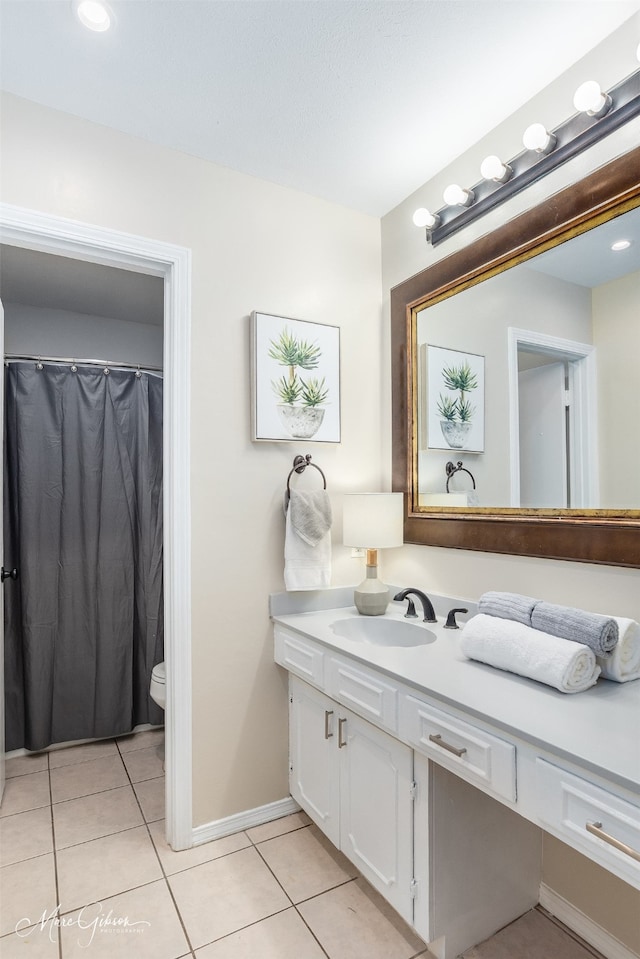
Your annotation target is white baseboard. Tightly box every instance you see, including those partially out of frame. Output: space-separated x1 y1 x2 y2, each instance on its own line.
192 797 300 847
539 883 637 959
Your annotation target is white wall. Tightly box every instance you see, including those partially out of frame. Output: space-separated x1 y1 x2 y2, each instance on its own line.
0 92 383 827
593 269 640 508
381 16 640 953
4 303 164 369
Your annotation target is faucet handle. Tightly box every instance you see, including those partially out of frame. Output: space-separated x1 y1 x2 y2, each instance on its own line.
444 607 468 629
393 592 418 618
403 598 418 618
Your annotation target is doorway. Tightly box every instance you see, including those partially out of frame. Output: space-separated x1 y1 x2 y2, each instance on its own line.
1 251 165 749
0 203 192 850
508 327 598 510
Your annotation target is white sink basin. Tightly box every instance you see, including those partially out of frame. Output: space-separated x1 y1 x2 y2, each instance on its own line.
330 617 436 648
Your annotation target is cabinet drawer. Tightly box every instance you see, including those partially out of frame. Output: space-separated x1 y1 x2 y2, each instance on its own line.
326 656 398 733
274 627 324 687
400 695 516 802
536 759 640 889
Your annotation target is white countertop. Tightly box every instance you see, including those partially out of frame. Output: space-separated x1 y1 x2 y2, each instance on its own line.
272 601 640 796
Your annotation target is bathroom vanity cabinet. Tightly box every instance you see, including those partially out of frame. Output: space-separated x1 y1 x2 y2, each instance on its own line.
273 602 640 959
290 677 415 924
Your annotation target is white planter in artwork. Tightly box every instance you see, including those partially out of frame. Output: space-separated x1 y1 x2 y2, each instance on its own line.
277 405 325 439
440 420 472 449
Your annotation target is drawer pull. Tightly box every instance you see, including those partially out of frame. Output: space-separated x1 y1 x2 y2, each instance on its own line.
428 733 467 758
338 717 347 748
324 710 334 740
586 821 640 863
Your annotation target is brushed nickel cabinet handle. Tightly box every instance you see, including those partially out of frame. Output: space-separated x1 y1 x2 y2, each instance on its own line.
338 717 347 748
324 710 334 740
586 821 640 863
428 733 467 758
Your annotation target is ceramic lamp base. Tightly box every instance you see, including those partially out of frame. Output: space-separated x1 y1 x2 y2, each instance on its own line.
354 565 390 616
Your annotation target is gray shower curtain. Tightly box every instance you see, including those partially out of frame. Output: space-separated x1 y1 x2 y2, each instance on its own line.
4 363 164 751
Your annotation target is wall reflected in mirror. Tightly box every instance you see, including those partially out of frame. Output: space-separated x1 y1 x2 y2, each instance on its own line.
416 204 640 511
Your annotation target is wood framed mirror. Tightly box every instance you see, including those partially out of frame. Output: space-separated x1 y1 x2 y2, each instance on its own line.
391 145 640 567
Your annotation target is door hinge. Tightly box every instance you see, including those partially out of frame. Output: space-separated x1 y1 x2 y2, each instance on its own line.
410 781 418 801
410 878 419 899
564 389 571 407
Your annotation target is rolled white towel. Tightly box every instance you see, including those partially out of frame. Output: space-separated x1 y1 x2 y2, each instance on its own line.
597 617 640 682
460 614 600 694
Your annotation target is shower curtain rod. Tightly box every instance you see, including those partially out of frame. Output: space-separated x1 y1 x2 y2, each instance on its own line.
4 353 163 373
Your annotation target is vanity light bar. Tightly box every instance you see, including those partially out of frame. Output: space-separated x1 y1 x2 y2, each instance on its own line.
418 65 640 247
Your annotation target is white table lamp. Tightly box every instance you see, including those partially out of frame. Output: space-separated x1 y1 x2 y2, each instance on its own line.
343 492 404 615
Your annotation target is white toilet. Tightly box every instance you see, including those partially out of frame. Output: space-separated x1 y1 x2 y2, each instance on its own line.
150 661 166 710
150 662 166 765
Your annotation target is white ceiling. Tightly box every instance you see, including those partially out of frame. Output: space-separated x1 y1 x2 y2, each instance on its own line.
527 206 640 288
0 245 164 325
1 0 640 217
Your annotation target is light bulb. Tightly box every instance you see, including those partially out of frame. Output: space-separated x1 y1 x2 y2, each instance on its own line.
611 239 631 251
75 0 111 31
573 80 611 117
443 184 473 207
522 123 556 154
480 155 511 183
412 208 439 229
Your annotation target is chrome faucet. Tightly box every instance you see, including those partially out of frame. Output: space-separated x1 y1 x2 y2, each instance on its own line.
393 588 437 623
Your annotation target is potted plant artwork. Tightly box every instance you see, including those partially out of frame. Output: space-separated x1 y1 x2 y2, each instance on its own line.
269 327 330 439
437 360 478 449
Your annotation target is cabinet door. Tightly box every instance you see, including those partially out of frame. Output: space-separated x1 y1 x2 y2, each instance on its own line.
289 676 340 846
339 709 414 923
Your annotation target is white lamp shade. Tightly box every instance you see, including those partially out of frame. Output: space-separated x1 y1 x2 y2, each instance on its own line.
343 493 404 549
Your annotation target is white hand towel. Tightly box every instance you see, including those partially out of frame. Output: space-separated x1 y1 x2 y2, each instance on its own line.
597 617 640 682
460 614 600 694
284 490 332 591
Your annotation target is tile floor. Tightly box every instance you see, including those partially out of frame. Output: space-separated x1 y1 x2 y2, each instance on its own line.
0 732 605 959
460 907 605 959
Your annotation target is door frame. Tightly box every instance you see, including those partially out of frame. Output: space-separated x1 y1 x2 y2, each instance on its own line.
0 203 193 850
507 327 598 510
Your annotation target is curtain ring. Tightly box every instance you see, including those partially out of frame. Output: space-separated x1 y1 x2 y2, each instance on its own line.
135 366 142 378
70 364 78 373
103 367 110 376
36 358 44 371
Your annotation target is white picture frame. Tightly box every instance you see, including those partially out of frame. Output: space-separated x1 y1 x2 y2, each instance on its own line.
251 311 341 443
427 345 485 453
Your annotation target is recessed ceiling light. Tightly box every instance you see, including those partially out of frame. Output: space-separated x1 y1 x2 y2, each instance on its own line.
611 239 631 252
75 0 111 32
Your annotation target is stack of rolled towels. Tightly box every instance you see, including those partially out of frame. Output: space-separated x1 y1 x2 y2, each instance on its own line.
460 591 640 694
